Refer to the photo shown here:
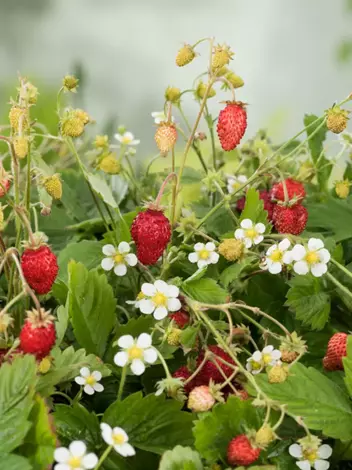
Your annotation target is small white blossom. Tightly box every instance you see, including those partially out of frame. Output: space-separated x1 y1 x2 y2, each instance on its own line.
101 243 137 277
74 367 104 395
114 332 157 376
227 175 247 194
114 131 140 146
262 238 292 274
289 440 332 470
136 280 181 320
100 423 135 457
151 111 175 124
188 242 219 269
235 218 266 248
291 238 330 278
54 441 98 470
246 345 281 375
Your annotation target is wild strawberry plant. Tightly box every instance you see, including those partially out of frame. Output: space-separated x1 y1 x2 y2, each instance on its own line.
0 38 352 470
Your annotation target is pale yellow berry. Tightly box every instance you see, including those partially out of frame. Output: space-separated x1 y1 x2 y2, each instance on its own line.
268 365 289 384
38 357 52 374
61 115 85 137
212 44 234 70
255 425 276 448
335 180 350 199
195 81 216 100
99 154 121 174
165 86 181 104
74 108 90 125
218 239 244 261
63 75 79 92
44 175 62 200
94 135 109 149
176 44 196 67
13 136 29 159
225 71 244 89
326 107 349 134
9 106 28 132
167 328 182 346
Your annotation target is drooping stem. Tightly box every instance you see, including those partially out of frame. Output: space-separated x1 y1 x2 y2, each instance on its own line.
331 258 352 282
0 290 26 315
94 446 113 470
117 365 127 401
10 252 41 311
157 349 172 379
326 272 352 301
155 172 177 208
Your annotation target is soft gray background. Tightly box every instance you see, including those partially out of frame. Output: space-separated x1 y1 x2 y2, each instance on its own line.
0 0 351 151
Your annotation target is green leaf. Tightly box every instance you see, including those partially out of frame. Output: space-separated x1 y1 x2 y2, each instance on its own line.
304 114 330 191
55 305 69 347
255 363 352 440
220 257 255 288
240 188 269 226
183 267 208 284
87 173 118 208
68 261 117 356
0 355 37 453
180 326 200 349
20 395 56 470
193 396 261 463
285 275 330 330
343 336 352 397
0 454 32 470
111 175 129 205
57 240 102 282
103 392 194 454
182 278 227 304
159 446 203 470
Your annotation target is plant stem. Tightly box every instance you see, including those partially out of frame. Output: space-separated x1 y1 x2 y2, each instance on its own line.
117 365 127 400
51 391 73 405
94 446 113 470
326 271 352 301
171 148 177 226
155 172 177 208
157 349 172 379
1 290 26 315
331 258 352 282
25 143 32 212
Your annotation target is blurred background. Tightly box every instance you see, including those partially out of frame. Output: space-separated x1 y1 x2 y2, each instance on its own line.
0 0 351 154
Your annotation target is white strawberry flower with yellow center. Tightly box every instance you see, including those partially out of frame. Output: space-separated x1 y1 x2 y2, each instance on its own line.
114 333 157 376
74 367 104 395
114 130 140 146
291 238 331 277
100 423 135 457
289 438 332 470
227 174 247 194
188 242 219 269
246 345 281 374
101 242 137 277
54 440 98 470
263 238 292 274
235 218 266 248
137 280 181 320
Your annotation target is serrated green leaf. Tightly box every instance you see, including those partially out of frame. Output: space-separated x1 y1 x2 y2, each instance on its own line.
285 276 330 330
240 188 269 226
57 240 102 282
183 267 208 284
0 454 32 470
103 392 194 454
193 396 261 463
181 278 227 304
180 326 199 349
55 305 69 347
87 173 118 208
68 261 117 356
343 336 352 397
159 445 203 470
255 363 352 440
220 257 255 288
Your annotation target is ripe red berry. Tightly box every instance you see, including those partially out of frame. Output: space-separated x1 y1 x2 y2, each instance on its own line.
237 190 274 221
19 308 56 359
272 204 308 235
217 102 247 151
227 435 261 466
197 345 236 384
169 310 190 329
271 178 305 205
172 366 195 394
323 332 348 371
21 245 59 294
131 209 171 265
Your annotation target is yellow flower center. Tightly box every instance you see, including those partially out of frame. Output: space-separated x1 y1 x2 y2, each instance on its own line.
305 251 319 265
303 449 318 463
262 353 272 365
246 228 257 239
68 456 82 468
122 136 132 144
251 361 262 371
114 253 125 264
269 249 282 262
152 292 167 306
113 433 126 445
85 375 96 386
128 345 143 360
137 291 145 300
198 249 210 260
232 182 240 190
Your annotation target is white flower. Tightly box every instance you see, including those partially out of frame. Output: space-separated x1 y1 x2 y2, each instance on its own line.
188 242 219 269
114 332 157 376
262 238 292 274
54 441 98 470
101 423 135 457
291 238 331 278
101 243 138 277
136 280 181 320
227 175 247 194
246 345 281 375
235 219 266 248
289 441 332 470
74 367 104 395
114 131 140 146
151 111 175 125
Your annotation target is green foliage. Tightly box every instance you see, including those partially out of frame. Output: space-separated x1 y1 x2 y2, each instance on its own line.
0 454 32 470
57 240 103 282
343 336 352 397
193 396 261 462
87 173 118 208
68 261 117 356
255 363 352 440
55 305 69 347
304 114 330 191
182 278 228 304
180 326 200 349
103 392 195 454
159 446 203 470
240 188 269 226
220 257 255 288
285 275 330 330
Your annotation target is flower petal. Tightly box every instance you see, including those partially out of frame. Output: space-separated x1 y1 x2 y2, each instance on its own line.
114 133 123 142
69 440 87 457
101 257 115 271
117 335 134 348
119 443 136 457
102 244 116 256
296 460 311 470
80 367 90 377
114 263 127 277
311 263 327 277
262 345 274 354
291 244 306 261
209 252 220 264
266 244 278 255
54 464 70 470
308 238 324 251
318 249 330 264
244 238 253 248
143 347 158 364
188 252 199 263
279 238 291 251
167 297 181 312
271 349 282 360
54 447 70 463
141 282 157 297
255 223 266 234
241 219 253 229
197 259 209 268
101 423 113 445
118 241 130 253
84 384 95 395
82 453 99 469
92 370 102 380
268 262 282 274
235 228 245 240
139 299 155 314
194 242 205 251
131 359 145 375
137 332 152 348
293 260 309 275
252 351 262 362
93 383 104 393
114 351 129 367
282 251 293 264
113 427 128 442
166 284 179 298
154 279 169 294
205 242 216 251
238 175 247 183
125 253 138 267
289 444 303 458
75 376 86 386
154 306 168 320
314 460 330 470
253 235 264 245
317 445 332 459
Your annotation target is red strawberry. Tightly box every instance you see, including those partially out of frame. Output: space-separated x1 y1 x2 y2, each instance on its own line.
227 435 261 466
155 122 177 156
271 178 305 205
21 245 59 294
217 101 247 151
237 190 274 220
272 204 308 235
19 308 56 359
197 345 236 384
323 332 348 371
169 310 190 329
172 366 195 394
131 209 171 265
